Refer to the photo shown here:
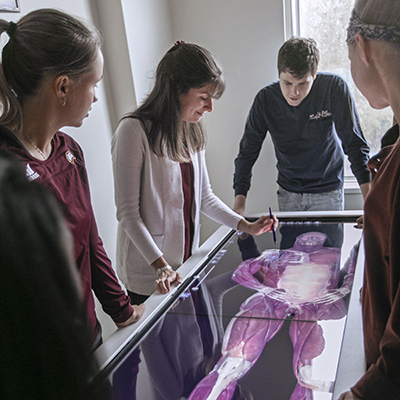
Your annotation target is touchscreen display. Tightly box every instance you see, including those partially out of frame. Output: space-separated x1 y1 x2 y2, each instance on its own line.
96 220 363 400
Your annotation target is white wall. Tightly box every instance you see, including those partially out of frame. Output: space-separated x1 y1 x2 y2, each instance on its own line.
120 0 174 106
88 0 137 131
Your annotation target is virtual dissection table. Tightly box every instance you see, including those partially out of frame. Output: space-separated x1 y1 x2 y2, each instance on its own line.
93 212 366 400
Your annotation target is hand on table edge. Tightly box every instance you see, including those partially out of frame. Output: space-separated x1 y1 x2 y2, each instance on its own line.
116 303 146 328
152 256 183 294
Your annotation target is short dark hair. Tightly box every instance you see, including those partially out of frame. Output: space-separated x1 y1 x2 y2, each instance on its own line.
277 37 320 78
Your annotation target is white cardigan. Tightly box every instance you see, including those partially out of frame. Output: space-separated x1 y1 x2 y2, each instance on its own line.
111 118 242 295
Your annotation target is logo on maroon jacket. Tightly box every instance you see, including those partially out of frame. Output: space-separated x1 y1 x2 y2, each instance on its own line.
65 150 76 165
25 163 39 181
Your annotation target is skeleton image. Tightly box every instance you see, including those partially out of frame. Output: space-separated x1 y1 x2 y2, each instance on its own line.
188 232 358 400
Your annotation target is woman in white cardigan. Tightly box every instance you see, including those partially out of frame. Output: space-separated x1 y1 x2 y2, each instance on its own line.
112 42 276 304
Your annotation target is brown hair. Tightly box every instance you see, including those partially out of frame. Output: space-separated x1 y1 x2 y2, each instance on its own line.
0 8 101 132
277 37 319 78
126 43 225 163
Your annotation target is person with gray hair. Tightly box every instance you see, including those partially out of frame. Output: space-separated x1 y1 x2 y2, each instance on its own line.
338 0 400 399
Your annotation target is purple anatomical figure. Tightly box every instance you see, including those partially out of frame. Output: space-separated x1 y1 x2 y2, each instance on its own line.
188 232 358 400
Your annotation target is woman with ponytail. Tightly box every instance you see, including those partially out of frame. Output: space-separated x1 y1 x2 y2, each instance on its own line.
0 9 145 346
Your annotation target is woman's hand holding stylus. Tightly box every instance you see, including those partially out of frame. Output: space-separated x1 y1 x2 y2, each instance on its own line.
237 214 278 237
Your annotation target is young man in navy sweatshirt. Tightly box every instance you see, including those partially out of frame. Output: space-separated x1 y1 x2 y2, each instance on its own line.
233 37 370 213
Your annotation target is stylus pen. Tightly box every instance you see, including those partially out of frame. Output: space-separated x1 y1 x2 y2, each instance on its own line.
269 207 277 244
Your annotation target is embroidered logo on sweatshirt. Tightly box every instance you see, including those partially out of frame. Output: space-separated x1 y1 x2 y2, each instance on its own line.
309 110 332 120
26 163 39 181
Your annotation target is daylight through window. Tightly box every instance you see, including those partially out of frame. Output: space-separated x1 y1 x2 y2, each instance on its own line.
288 0 393 175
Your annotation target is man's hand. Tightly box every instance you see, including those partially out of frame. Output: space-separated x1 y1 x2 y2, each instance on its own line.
354 215 364 229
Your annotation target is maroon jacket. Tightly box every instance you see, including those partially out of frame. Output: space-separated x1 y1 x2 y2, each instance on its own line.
0 127 133 340
352 129 400 398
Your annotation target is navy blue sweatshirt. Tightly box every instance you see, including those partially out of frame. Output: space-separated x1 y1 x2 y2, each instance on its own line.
234 73 370 195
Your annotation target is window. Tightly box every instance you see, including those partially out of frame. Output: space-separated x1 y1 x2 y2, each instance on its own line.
0 0 20 12
285 0 393 175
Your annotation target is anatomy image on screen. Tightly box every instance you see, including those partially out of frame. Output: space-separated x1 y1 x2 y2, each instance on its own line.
188 231 358 400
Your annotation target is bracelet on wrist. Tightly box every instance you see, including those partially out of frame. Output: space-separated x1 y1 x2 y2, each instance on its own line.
156 265 173 276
